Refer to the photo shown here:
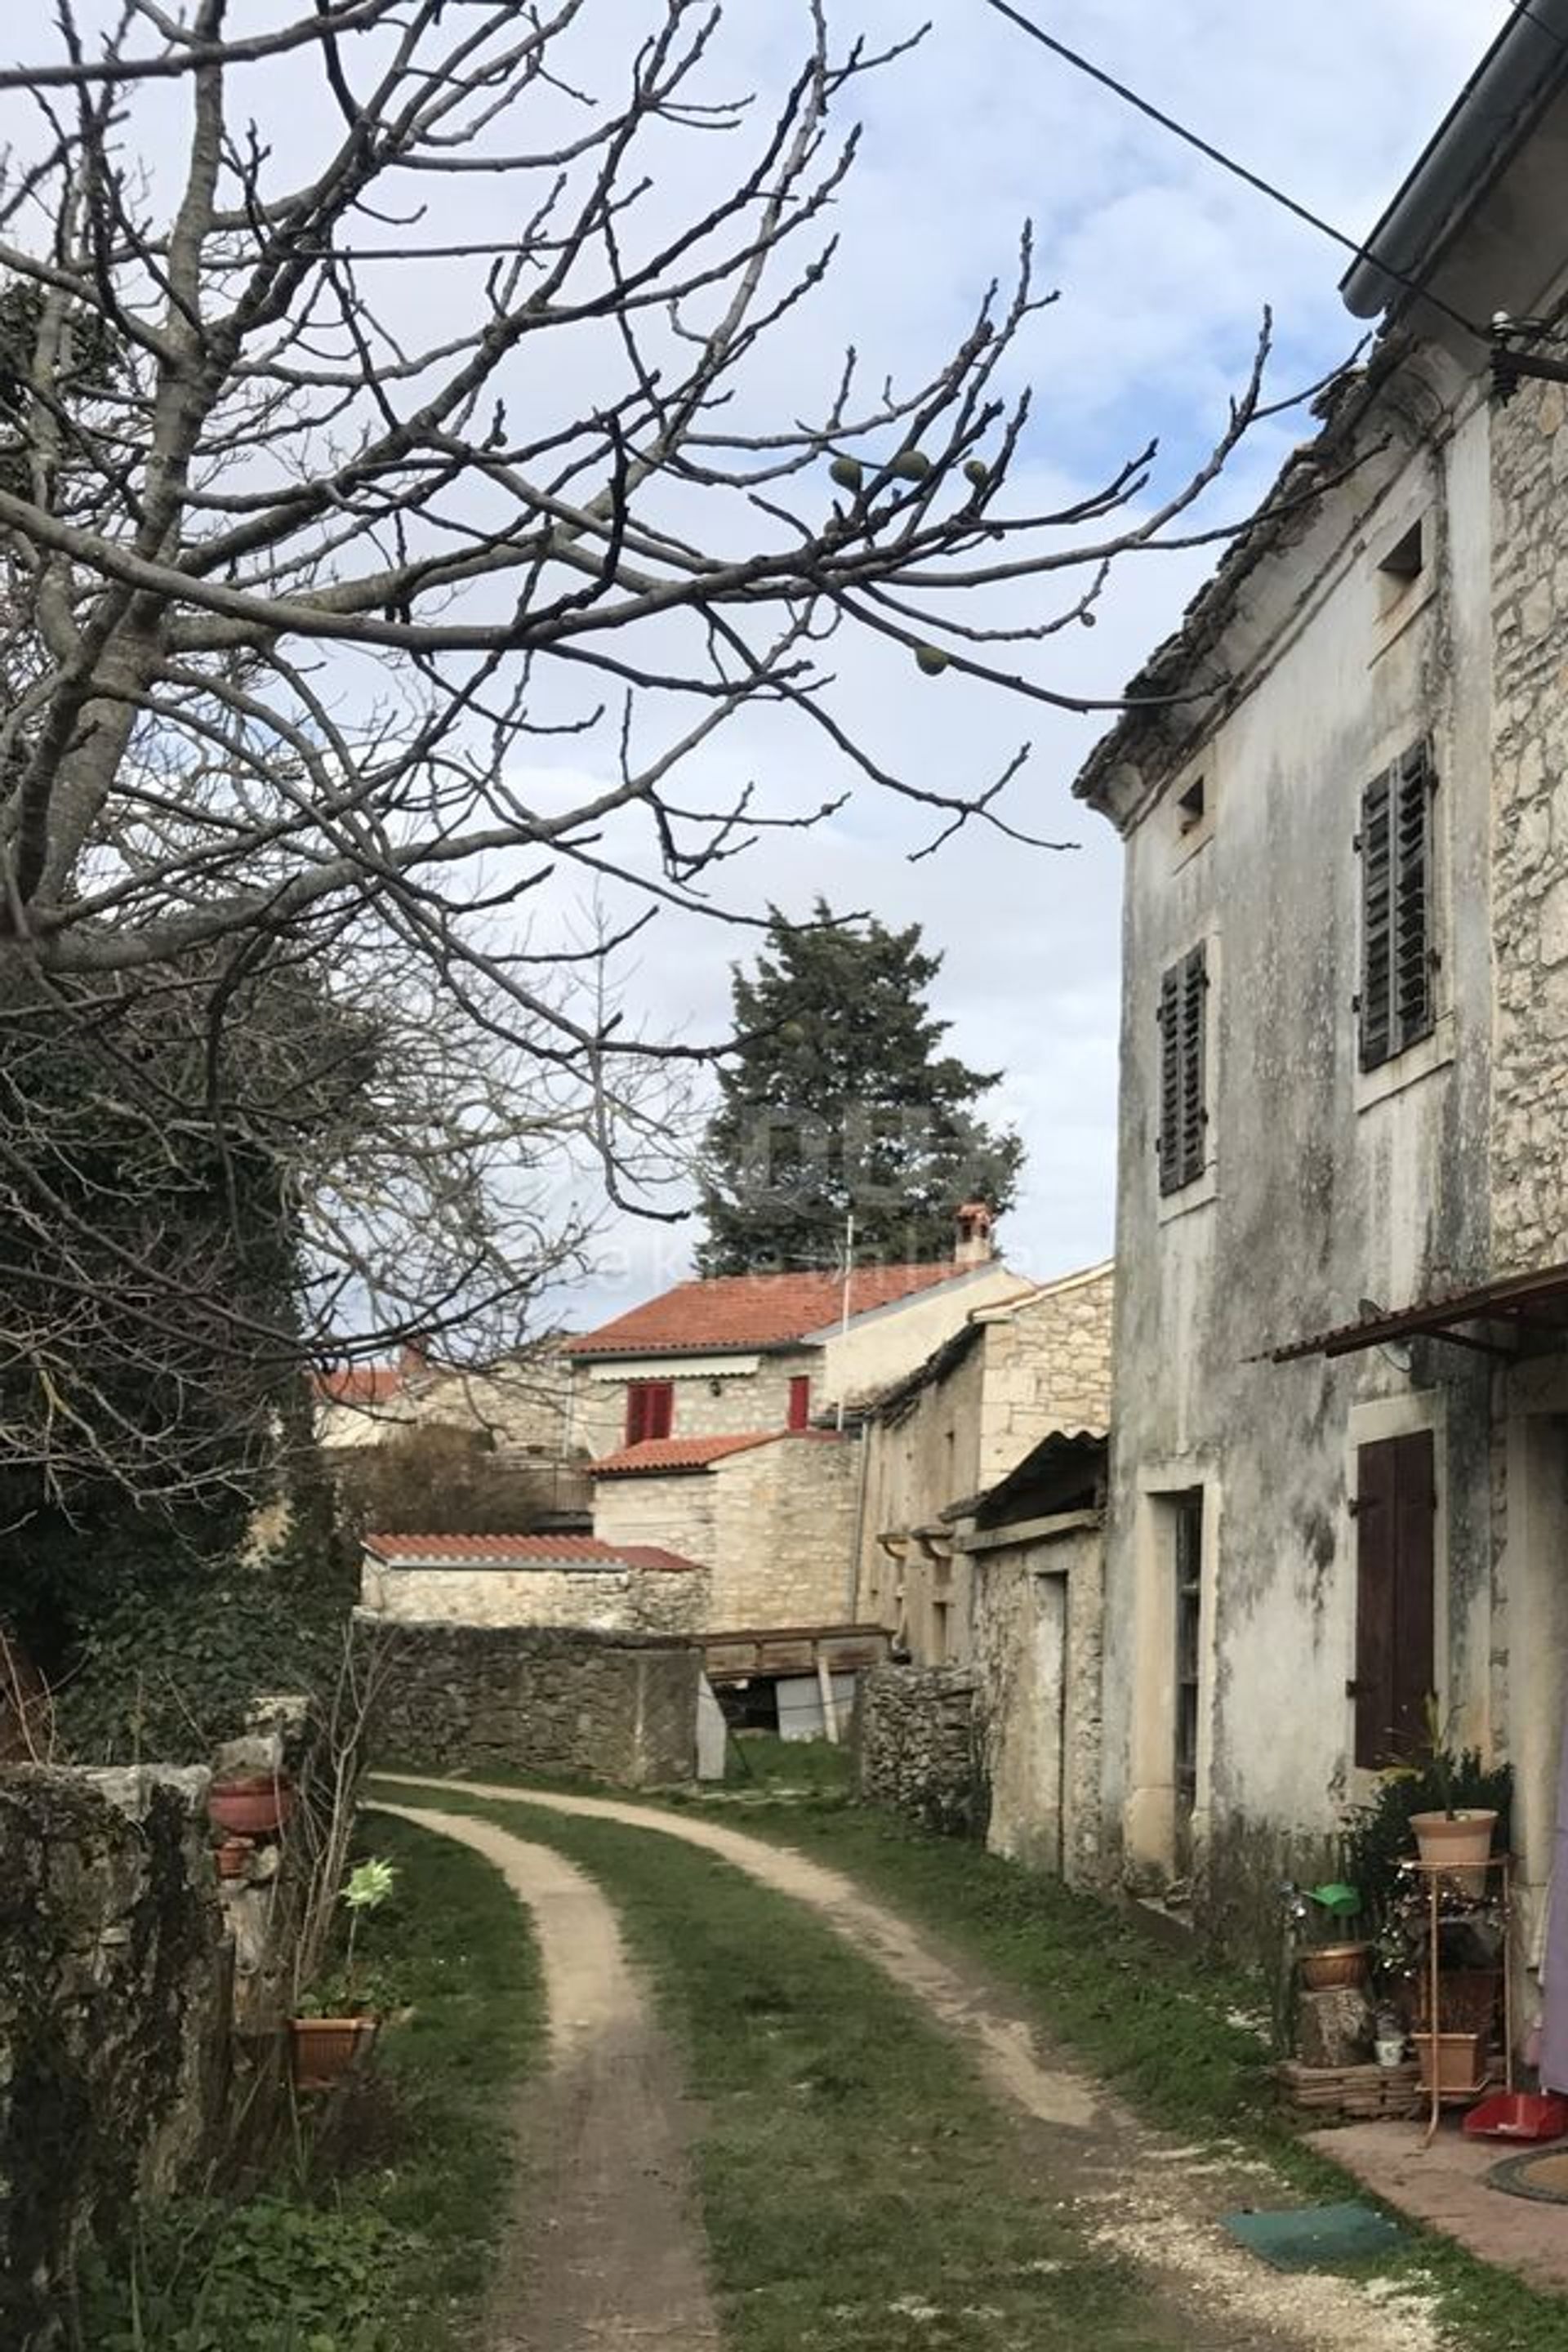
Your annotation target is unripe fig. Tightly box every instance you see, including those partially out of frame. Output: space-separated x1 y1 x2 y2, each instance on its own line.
829 454 863 492
915 644 949 676
890 448 931 481
963 458 989 488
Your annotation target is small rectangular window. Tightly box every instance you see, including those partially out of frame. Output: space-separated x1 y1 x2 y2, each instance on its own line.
1157 944 1208 1196
1378 520 1424 615
787 1374 811 1431
625 1380 675 1445
1358 742 1435 1071
1177 776 1206 834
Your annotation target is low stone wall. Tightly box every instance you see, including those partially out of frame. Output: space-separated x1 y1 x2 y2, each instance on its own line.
1 1766 233 2349
856 1664 984 1838
360 1615 699 1786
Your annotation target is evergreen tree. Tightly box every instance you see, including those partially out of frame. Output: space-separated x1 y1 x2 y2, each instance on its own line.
697 902 1023 1273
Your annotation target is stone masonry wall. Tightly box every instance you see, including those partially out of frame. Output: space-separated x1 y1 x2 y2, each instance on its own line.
0 1767 232 2349
591 1468 719 1570
361 1618 698 1785
578 1352 815 1444
856 1664 984 1838
969 1523 1104 1885
708 1434 858 1628
978 1264 1113 1489
360 1557 709 1637
1491 373 1568 1267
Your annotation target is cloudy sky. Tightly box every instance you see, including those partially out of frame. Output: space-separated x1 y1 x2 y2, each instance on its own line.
557 0 1512 1316
3 2 1515 1332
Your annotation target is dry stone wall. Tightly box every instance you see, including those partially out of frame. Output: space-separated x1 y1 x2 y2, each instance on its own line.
856 1663 984 1838
361 1617 699 1785
0 1766 232 2350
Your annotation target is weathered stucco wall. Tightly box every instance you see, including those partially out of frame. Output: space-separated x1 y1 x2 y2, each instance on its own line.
360 1557 709 1636
1098 393 1498 1947
856 1664 983 1838
362 1617 698 1785
1 1767 232 2348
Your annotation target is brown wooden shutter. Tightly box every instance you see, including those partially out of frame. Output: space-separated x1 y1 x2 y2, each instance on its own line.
1359 770 1394 1069
1360 743 1433 1070
1393 743 1433 1051
1157 964 1181 1195
1179 946 1207 1187
1157 948 1206 1196
1353 1430 1436 1767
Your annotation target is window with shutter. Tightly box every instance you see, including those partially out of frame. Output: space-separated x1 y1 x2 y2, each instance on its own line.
1157 943 1208 1196
1359 743 1434 1071
625 1380 675 1444
1352 1429 1436 1768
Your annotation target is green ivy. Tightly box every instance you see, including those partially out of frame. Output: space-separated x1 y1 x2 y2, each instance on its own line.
78 2196 395 2352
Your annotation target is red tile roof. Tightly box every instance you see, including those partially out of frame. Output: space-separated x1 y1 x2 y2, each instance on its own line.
589 1431 799 1477
363 1531 701 1573
564 1263 969 1356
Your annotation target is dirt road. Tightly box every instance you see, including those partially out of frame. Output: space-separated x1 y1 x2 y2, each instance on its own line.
376 1778 1447 2352
374 1802 719 2352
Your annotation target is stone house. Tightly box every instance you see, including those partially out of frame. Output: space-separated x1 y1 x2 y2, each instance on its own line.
568 1212 1031 1653
1074 2 1568 1972
852 1263 1112 1877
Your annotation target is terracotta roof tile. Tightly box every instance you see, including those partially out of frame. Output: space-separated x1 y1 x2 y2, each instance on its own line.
589 1431 800 1477
363 1531 701 1572
564 1263 969 1356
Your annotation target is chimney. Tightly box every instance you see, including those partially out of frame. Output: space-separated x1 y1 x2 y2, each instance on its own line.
953 1200 994 1267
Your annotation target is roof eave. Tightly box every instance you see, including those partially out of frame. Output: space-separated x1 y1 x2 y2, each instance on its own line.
1341 0 1568 320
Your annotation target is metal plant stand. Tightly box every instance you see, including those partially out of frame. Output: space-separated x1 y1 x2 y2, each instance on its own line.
1414 1851 1512 2146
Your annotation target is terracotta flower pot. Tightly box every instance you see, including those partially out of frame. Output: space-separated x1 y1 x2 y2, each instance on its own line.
1410 1808 1498 1896
1413 2028 1487 2096
208 1775 294 1838
1298 1941 1371 1990
289 2016 379 2091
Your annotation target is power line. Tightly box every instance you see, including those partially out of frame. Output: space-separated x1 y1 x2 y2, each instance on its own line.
975 0 1490 343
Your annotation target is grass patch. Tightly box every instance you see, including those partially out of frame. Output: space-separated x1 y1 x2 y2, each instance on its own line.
702 1797 1568 2352
375 1779 1197 2352
76 1811 544 2352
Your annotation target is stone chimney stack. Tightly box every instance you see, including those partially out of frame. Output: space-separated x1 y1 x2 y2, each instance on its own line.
953 1200 994 1267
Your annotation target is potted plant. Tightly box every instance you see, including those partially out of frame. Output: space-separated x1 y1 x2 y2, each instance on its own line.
290 1855 399 2091
1398 1699 1502 1894
208 1770 295 1839
1296 1881 1370 1989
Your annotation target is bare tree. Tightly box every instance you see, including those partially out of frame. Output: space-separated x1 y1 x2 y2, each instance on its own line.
0 0 1278 1517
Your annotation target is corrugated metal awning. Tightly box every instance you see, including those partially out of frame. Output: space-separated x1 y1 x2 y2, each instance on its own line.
1272 1258 1568 1363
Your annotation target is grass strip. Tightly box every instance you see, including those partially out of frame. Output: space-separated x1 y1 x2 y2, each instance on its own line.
374 1777 1204 2352
76 1811 544 2352
705 1787 1568 2352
